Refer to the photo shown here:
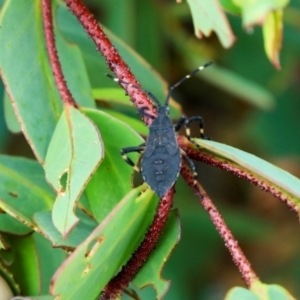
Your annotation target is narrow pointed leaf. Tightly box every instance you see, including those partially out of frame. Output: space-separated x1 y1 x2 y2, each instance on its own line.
263 10 283 69
7 235 40 295
44 106 103 236
193 139 300 211
51 185 158 300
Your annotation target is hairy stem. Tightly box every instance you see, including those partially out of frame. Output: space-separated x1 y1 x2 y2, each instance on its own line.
42 0 78 107
180 158 259 288
178 135 300 216
100 187 175 300
65 0 155 125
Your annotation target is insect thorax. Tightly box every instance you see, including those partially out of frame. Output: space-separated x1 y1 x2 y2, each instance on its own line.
149 109 173 131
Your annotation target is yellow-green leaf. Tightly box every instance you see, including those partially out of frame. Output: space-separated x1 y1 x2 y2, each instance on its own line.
263 10 283 69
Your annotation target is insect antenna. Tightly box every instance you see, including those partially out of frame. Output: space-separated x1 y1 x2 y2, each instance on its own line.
165 61 213 105
106 74 161 107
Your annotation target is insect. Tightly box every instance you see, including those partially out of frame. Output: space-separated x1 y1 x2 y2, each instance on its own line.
107 61 212 197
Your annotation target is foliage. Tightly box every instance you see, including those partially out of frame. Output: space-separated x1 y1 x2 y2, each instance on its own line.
0 0 300 300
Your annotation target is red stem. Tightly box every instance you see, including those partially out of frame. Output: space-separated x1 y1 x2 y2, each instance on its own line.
180 159 259 288
65 0 156 125
42 0 78 107
99 187 175 300
178 136 300 215
63 1 174 298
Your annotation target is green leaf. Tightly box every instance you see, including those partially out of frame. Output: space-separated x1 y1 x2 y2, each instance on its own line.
34 210 97 249
263 10 283 69
2 233 65 297
233 0 289 28
225 282 296 299
220 0 241 14
0 0 94 162
193 139 300 210
82 108 144 222
0 155 54 235
7 234 40 295
0 0 60 161
225 287 260 300
32 233 66 294
186 0 236 48
133 210 180 300
44 106 103 236
50 185 158 300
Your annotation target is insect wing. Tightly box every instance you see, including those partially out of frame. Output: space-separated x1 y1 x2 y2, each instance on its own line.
163 133 178 155
141 146 181 197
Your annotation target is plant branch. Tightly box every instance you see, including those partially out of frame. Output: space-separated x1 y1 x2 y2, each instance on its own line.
180 158 259 288
42 0 78 107
100 187 175 300
178 136 300 215
65 0 155 125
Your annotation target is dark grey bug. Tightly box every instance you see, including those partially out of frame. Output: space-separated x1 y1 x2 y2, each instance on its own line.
107 61 212 197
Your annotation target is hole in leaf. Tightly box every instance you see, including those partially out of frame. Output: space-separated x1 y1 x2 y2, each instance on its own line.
59 171 68 192
85 236 104 259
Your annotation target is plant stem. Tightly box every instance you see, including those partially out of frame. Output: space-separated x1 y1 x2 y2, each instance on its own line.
180 158 259 288
65 0 155 125
178 135 300 216
42 0 78 107
99 187 175 300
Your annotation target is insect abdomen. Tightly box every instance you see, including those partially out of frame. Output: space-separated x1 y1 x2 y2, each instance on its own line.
141 145 181 197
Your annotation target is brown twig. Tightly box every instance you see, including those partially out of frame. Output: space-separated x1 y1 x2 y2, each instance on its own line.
65 0 155 125
42 0 78 107
180 158 259 288
99 187 175 300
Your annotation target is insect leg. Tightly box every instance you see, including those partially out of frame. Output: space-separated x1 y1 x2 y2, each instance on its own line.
120 144 145 173
180 149 198 185
184 116 209 140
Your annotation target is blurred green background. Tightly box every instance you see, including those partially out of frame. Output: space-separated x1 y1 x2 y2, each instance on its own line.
1 0 300 299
